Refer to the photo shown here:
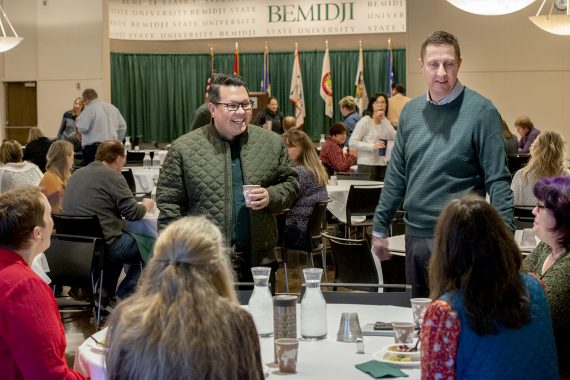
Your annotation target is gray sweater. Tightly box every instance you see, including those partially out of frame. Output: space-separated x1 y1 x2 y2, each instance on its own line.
62 161 146 248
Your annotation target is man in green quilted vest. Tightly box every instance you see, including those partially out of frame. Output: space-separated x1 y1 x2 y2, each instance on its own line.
372 31 514 298
157 73 299 285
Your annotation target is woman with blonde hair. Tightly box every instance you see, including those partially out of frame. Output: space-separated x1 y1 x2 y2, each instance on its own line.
511 130 568 206
39 140 75 213
0 140 43 193
282 129 328 248
105 216 264 380
57 97 84 151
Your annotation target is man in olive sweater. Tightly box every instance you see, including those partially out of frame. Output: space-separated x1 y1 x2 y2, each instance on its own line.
373 31 514 297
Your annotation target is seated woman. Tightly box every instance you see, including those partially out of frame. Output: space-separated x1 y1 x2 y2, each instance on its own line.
349 93 396 181
105 216 264 380
39 140 75 213
23 127 53 172
523 176 570 378
0 186 86 379
319 122 357 176
511 130 568 207
0 140 43 193
282 129 328 249
502 118 518 156
515 115 540 153
421 194 558 379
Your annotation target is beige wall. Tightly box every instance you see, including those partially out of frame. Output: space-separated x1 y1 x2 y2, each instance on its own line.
407 0 570 154
1 0 569 159
1 0 105 139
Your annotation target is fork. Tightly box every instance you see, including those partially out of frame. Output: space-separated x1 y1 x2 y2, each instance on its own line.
89 335 103 346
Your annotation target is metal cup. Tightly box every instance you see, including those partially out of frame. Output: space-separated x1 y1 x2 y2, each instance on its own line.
337 312 363 342
378 138 388 156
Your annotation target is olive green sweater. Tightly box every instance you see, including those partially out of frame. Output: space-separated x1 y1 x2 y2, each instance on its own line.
374 87 514 237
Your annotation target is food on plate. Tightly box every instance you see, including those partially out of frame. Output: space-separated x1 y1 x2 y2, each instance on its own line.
384 353 413 362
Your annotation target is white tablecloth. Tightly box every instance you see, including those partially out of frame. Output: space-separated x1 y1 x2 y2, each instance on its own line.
326 180 383 223
387 230 538 256
125 166 160 193
74 303 420 379
123 209 158 239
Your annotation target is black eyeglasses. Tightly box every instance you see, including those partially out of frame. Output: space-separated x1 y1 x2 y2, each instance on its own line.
214 101 252 112
536 202 546 211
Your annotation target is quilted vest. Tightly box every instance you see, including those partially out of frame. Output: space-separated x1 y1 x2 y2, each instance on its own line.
157 123 299 265
442 274 558 379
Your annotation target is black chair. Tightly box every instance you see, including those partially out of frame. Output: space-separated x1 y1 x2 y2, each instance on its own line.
282 202 329 271
514 206 535 229
44 234 103 327
122 169 152 201
336 172 370 181
126 151 145 166
301 283 412 307
322 232 379 292
507 154 530 175
343 184 382 238
389 207 406 237
324 164 334 177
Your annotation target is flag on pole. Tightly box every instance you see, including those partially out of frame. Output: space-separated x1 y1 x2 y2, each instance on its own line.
320 41 333 119
289 43 305 128
205 47 215 99
261 43 271 95
355 41 368 115
233 42 240 75
386 38 394 96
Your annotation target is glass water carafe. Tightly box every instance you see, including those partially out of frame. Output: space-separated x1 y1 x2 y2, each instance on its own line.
248 266 274 337
124 136 132 156
319 134 326 148
301 267 327 340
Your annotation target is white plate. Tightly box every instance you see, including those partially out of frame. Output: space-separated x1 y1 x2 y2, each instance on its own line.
373 350 421 368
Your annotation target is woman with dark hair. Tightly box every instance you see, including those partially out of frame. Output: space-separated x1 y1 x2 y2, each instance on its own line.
0 186 86 379
515 115 540 153
319 122 357 175
105 216 264 380
421 194 558 379
348 93 396 181
253 96 284 134
23 127 53 172
523 176 570 377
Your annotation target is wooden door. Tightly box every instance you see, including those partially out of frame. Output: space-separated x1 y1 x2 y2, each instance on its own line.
4 81 37 144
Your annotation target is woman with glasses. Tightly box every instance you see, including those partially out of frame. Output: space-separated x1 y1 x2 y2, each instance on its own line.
421 194 558 379
523 176 570 378
348 93 396 181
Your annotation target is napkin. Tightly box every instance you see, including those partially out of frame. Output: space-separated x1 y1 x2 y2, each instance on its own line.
355 360 408 378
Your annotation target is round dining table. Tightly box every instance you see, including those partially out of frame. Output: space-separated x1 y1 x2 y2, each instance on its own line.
74 303 421 379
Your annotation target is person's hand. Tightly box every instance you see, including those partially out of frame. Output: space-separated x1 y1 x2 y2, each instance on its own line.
348 147 358 157
372 236 392 261
373 140 385 150
248 187 270 210
142 198 156 212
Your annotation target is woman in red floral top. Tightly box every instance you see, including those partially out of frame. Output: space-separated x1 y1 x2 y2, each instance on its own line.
420 194 558 379
319 122 357 176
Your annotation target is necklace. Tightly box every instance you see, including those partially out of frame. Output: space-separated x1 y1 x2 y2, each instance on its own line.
550 247 567 261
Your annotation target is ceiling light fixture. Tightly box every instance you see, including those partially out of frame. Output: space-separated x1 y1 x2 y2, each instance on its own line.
446 0 536 15
529 0 570 35
0 5 23 53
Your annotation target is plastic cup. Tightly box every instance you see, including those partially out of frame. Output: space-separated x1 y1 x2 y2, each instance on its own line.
392 322 415 344
275 338 299 373
329 175 338 186
410 298 432 327
521 228 537 248
242 185 260 208
337 312 363 342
